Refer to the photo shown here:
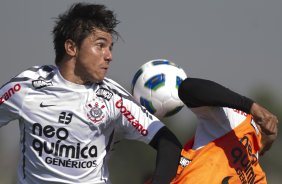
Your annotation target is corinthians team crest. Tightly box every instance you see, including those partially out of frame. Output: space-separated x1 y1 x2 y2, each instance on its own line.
86 99 106 124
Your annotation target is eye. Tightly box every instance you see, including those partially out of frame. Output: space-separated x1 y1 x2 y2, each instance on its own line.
96 42 104 48
109 45 113 51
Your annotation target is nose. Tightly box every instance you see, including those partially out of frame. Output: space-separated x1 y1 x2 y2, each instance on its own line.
104 48 112 62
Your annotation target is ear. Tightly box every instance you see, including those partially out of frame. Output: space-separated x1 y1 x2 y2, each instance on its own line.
64 39 77 56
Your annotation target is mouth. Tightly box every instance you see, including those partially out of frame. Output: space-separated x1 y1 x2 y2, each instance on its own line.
101 66 109 73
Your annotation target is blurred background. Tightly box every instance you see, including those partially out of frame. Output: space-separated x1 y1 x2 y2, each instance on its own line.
0 0 281 183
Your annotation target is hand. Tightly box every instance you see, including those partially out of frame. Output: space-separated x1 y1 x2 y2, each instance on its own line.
250 103 279 156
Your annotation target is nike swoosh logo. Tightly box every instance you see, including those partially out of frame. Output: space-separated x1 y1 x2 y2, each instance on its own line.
221 176 232 184
40 102 56 107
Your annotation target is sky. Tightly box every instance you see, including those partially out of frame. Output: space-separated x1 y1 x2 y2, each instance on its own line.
0 0 281 183
0 0 281 98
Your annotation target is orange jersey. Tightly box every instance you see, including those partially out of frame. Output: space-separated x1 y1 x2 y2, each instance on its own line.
171 114 267 184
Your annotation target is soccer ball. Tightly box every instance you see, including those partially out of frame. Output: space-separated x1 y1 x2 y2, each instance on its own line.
131 59 187 118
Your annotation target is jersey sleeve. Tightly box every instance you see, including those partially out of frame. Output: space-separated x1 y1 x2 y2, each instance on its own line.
115 94 165 144
0 67 38 127
104 78 165 144
0 80 25 127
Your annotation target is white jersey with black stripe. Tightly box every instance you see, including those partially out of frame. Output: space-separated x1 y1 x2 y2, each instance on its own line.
0 65 164 184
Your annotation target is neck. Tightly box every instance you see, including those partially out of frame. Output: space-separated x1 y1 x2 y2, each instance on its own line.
57 60 87 85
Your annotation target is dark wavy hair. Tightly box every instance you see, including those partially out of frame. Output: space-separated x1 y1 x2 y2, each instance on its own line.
52 3 120 65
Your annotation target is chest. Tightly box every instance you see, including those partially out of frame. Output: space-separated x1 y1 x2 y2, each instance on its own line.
21 89 117 137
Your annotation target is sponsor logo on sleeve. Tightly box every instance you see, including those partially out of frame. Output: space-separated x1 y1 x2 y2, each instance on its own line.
0 83 21 105
115 99 148 136
96 88 113 101
32 79 53 89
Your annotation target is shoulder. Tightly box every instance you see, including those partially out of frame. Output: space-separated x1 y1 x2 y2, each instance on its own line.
1 65 56 90
23 65 56 79
100 77 132 97
102 77 123 89
11 65 55 81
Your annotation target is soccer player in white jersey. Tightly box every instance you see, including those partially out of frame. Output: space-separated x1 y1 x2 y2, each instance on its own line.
0 3 183 184
170 78 278 184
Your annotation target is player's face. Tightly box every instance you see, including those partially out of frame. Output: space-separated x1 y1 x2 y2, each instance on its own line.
75 29 113 83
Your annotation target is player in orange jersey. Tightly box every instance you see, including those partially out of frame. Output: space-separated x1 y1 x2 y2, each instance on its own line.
171 78 278 184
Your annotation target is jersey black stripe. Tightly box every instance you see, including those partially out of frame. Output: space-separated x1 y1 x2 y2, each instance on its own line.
0 65 55 90
103 79 132 96
106 130 115 152
25 66 41 72
102 78 136 102
20 118 27 179
41 65 54 72
102 79 153 119
45 71 56 80
0 77 30 90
